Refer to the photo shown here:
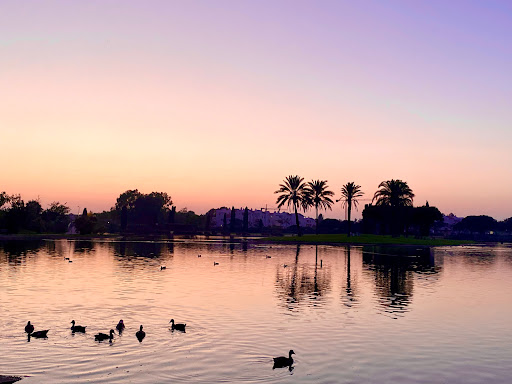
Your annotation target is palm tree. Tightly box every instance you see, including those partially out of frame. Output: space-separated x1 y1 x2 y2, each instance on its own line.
337 182 364 237
372 179 414 207
275 175 309 236
306 180 334 234
372 179 414 236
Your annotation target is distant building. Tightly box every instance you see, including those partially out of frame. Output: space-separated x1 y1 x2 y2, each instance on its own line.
209 208 315 229
432 213 463 236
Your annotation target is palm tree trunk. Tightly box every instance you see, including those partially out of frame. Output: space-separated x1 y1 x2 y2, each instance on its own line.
347 203 352 237
294 203 301 236
315 206 318 235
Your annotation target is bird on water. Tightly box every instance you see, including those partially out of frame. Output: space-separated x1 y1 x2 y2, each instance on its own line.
70 320 86 333
31 330 49 338
136 325 146 342
116 320 125 334
25 321 34 334
273 350 295 369
169 319 186 332
95 329 115 342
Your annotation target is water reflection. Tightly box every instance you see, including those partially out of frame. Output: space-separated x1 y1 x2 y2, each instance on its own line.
341 246 359 308
275 245 331 310
362 246 441 317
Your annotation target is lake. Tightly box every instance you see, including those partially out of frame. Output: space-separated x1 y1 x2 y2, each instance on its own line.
1 239 512 383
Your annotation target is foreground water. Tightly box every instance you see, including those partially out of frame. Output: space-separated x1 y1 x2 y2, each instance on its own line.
1 239 512 383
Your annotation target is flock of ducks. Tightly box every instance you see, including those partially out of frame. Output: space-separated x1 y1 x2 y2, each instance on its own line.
24 319 295 369
24 318 186 344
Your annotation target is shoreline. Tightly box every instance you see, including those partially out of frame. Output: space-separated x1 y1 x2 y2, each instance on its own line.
0 233 479 247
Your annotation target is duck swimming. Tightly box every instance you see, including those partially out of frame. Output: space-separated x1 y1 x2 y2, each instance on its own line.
169 319 186 332
70 320 86 333
136 325 146 342
273 350 295 369
116 320 125 333
25 321 34 334
95 329 114 342
31 330 49 338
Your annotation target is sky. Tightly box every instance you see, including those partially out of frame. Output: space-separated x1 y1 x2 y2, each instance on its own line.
1 0 511 220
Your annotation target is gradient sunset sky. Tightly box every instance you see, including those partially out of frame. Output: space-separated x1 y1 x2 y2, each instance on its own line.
1 1 511 219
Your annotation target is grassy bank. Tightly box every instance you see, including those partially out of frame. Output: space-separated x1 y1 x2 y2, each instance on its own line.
265 234 473 246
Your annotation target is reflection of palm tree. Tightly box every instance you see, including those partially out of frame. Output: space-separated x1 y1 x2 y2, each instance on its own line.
306 180 334 234
373 179 414 236
275 176 309 236
338 182 364 237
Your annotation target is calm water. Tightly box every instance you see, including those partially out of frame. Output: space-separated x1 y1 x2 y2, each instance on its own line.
1 239 512 383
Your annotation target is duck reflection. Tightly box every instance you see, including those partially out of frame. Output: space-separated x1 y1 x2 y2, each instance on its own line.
363 246 440 317
275 245 331 310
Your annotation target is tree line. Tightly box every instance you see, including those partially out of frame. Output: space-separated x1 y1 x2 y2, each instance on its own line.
1 183 511 237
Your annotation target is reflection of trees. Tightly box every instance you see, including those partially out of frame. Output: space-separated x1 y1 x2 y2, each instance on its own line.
111 241 165 259
363 246 441 317
0 240 43 265
341 246 359 308
275 245 331 310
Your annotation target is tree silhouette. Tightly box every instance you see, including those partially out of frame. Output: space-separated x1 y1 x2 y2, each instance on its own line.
243 207 249 233
305 180 334 234
275 175 309 236
338 182 364 237
373 179 414 236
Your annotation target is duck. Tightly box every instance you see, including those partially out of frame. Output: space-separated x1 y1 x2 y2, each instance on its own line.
64 257 70 260
213 262 219 266
266 255 271 259
70 320 86 333
273 350 295 369
116 320 125 333
95 329 115 342
31 330 49 338
169 319 186 332
198 254 201 257
25 321 34 334
160 266 166 270
136 325 146 342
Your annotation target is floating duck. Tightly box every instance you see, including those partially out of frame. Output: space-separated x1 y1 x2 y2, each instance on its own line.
95 329 114 342
169 319 186 332
273 350 295 369
136 325 146 342
70 320 86 333
116 320 125 334
160 266 166 270
25 321 34 334
213 262 219 266
31 330 49 338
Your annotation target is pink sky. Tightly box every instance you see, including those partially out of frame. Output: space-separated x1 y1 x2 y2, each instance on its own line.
1 1 511 219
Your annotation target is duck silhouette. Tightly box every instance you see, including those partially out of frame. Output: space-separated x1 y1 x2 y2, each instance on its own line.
25 321 34 334
213 262 219 266
95 329 114 342
70 320 86 333
116 320 125 334
273 350 295 369
31 330 49 338
160 266 166 270
169 319 186 332
136 325 146 342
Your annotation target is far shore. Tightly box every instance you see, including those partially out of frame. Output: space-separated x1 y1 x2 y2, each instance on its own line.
0 233 479 247
265 234 475 247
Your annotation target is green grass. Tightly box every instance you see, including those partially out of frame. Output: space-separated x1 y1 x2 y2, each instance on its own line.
265 234 473 246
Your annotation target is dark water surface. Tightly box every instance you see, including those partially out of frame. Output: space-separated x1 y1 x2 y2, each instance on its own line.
1 240 512 383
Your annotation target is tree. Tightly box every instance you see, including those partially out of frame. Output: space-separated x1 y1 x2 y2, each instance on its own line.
115 189 141 211
338 182 364 237
74 207 97 235
230 206 236 233
454 215 497 234
412 203 443 237
42 202 70 233
305 180 334 234
373 179 415 237
0 192 9 210
275 175 309 236
243 207 249 233
373 179 414 208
